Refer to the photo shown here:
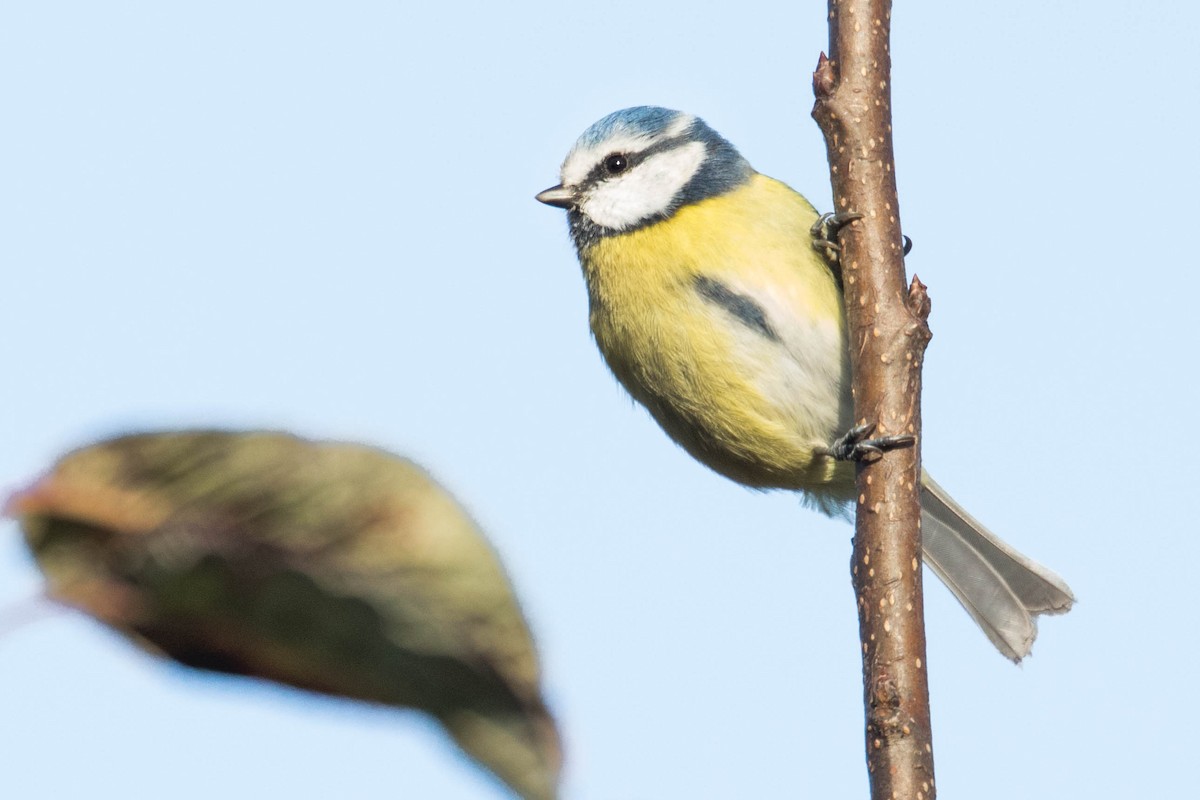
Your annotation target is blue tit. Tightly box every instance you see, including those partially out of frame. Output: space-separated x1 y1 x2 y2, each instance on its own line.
537 106 1073 661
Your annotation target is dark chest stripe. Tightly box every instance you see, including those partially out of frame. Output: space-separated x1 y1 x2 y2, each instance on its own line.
693 275 780 342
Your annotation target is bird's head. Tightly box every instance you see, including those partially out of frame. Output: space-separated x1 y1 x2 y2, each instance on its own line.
536 106 752 247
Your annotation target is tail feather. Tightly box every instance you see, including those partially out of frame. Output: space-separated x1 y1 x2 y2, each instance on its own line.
920 473 1074 662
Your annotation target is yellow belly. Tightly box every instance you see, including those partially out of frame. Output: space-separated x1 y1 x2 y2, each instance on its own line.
580 174 856 502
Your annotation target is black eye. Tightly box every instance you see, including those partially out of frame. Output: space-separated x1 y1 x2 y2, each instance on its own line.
603 153 629 174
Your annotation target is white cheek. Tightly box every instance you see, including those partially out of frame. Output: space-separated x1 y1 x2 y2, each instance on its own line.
580 141 707 231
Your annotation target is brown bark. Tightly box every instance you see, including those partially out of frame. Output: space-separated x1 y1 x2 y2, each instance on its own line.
811 2 936 799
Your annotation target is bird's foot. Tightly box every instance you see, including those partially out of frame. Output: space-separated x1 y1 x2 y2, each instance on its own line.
811 212 914 259
810 212 863 260
821 422 915 463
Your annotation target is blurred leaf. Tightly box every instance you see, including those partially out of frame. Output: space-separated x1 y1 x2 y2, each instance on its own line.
6 430 560 800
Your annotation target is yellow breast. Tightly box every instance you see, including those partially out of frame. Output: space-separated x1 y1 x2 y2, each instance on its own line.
579 174 855 498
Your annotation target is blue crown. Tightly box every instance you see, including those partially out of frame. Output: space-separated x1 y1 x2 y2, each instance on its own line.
575 106 690 149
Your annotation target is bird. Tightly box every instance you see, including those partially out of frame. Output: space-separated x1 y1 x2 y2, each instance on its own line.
536 106 1073 661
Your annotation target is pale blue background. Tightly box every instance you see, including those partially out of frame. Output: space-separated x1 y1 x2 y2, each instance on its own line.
3 2 1197 798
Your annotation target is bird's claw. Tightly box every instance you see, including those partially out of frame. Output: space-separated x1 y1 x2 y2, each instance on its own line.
810 212 863 260
823 422 915 463
811 212 913 260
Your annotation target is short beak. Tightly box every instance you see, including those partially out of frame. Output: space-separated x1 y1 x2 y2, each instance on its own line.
535 184 577 209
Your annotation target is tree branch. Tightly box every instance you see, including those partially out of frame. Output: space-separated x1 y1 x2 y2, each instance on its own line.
811 2 936 799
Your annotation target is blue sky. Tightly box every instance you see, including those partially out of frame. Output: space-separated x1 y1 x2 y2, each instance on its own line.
3 2 1198 798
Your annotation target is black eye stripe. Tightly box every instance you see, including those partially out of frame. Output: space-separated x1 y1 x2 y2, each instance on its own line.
584 152 639 185
582 136 696 187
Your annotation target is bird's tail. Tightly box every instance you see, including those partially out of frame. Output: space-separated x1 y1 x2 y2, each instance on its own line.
919 473 1074 662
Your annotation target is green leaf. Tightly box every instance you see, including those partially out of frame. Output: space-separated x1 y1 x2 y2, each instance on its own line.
7 430 560 800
